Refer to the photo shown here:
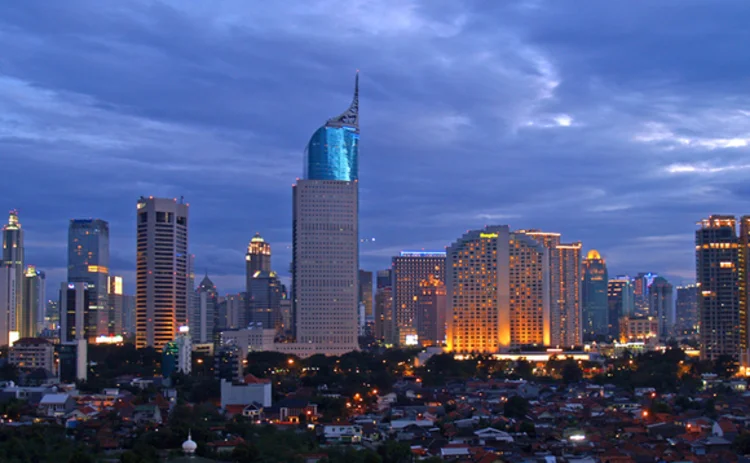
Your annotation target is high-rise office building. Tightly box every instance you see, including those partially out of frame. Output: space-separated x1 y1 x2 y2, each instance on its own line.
633 272 658 317
392 252 446 345
1 210 24 341
358 270 373 319
246 233 271 289
22 265 45 338
508 232 550 347
224 293 246 330
696 215 741 362
247 271 285 330
192 275 217 344
649 276 674 340
108 276 124 335
292 73 360 355
521 231 582 347
136 196 189 349
607 277 634 338
122 295 136 336
374 269 393 344
582 250 609 340
740 216 750 363
60 282 92 343
68 219 110 338
415 275 447 346
0 266 16 346
675 284 698 335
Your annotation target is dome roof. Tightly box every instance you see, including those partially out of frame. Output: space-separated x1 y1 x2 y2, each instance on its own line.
182 432 197 454
586 249 602 260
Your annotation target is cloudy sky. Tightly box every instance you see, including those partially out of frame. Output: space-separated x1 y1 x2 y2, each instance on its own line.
2 0 749 297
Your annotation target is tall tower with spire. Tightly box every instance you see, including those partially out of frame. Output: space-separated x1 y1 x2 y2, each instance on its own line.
292 73 360 354
245 233 271 287
1 210 24 344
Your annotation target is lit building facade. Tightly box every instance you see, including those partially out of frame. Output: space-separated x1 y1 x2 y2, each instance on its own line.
358 270 373 319
247 271 285 330
68 219 110 338
193 275 217 344
392 252 446 346
136 197 189 349
245 233 271 293
0 266 16 345
521 231 581 347
60 282 92 343
374 269 393 344
582 250 609 340
1 210 24 341
675 284 698 335
108 276 124 335
23 265 45 338
619 316 659 343
633 272 658 317
292 73 360 355
649 276 674 340
224 293 246 330
607 277 634 338
508 232 550 347
415 275 447 346
10 337 55 373
447 226 510 353
696 215 742 362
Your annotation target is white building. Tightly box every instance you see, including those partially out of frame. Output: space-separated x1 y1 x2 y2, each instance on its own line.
220 327 275 359
220 375 272 409
10 337 54 372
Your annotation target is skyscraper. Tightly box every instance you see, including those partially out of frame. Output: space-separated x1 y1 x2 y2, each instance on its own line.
675 284 698 335
416 275 447 346
247 271 285 330
358 270 373 319
68 219 110 338
649 276 674 340
633 272 658 317
136 197 189 349
582 250 609 340
22 265 45 338
245 233 271 292
108 276 124 335
60 282 92 343
607 277 634 338
521 231 582 347
0 266 16 346
696 215 741 362
392 252 446 345
374 269 393 344
291 73 360 355
446 226 550 352
1 210 24 342
193 275 217 344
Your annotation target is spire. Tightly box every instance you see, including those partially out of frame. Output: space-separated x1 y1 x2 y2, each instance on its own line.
326 71 359 130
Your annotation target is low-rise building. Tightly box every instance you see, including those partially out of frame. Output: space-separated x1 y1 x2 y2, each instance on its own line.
220 374 272 409
38 393 76 417
10 338 55 373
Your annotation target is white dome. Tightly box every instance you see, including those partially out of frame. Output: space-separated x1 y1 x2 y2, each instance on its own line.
182 432 197 454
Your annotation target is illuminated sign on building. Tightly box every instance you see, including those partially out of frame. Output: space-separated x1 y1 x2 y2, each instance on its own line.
399 251 446 258
479 233 499 239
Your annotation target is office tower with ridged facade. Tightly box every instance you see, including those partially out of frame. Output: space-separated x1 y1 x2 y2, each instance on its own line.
1 210 24 343
582 250 609 340
136 197 189 349
696 215 742 362
291 73 360 355
68 219 110 339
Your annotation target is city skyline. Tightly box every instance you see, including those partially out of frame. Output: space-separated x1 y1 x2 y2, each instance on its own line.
3 1 748 298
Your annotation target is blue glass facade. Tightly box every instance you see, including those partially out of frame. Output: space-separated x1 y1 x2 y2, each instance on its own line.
304 72 360 181
304 125 359 181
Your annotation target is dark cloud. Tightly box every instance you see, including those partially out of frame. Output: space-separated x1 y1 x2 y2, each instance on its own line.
2 0 749 297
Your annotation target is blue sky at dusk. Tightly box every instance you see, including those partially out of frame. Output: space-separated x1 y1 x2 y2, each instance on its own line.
2 0 749 297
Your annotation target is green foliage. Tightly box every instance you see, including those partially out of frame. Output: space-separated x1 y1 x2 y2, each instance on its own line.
560 359 583 384
377 440 413 463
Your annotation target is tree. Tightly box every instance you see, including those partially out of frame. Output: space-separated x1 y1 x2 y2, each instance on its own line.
68 450 95 463
561 359 583 384
504 396 529 419
734 432 750 455
231 443 260 462
513 359 533 380
378 440 412 463
714 354 738 379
